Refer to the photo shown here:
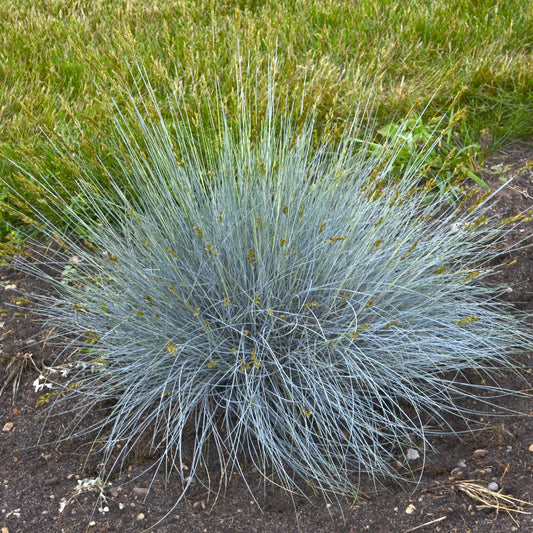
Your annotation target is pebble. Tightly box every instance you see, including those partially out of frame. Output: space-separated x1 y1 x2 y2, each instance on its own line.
456 461 467 468
2 527 9 533
487 482 500 491
528 443 533 453
473 449 489 459
133 486 149 497
406 448 420 461
137 512 145 520
405 503 416 515
2 422 14 432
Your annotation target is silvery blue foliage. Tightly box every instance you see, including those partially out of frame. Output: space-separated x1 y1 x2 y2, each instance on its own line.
11 71 532 509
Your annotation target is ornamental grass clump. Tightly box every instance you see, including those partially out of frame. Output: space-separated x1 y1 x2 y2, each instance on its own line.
8 73 532 510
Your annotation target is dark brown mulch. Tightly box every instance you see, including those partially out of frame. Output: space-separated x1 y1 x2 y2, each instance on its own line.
1 144 532 533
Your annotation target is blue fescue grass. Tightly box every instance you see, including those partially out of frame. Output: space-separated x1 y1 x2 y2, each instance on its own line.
7 69 532 513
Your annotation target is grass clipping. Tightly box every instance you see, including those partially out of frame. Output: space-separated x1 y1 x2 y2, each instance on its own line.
457 480 533 518
7 68 533 513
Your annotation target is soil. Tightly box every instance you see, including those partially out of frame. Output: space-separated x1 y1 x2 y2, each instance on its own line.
1 144 532 533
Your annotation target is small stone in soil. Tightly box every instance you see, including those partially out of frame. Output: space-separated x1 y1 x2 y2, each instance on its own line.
406 448 420 460
133 486 149 497
473 449 489 459
487 482 499 491
405 503 416 515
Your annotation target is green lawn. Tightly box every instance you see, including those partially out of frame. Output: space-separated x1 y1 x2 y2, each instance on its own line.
1 0 532 240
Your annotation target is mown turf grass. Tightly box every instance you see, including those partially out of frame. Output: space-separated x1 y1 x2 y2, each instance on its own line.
1 0 532 237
